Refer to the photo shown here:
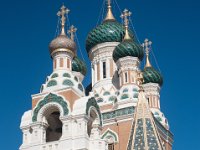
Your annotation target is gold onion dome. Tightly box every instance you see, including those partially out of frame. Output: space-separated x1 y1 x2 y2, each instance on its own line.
49 5 76 56
86 0 134 53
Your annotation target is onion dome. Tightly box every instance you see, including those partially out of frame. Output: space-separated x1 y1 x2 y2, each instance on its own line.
49 5 76 56
142 39 163 86
113 39 144 62
143 67 163 86
113 9 144 62
72 56 87 76
85 1 133 53
49 35 76 55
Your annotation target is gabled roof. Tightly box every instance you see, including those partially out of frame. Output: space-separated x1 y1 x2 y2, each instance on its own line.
127 90 164 150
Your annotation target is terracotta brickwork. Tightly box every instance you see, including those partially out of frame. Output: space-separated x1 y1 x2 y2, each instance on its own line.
32 89 80 111
102 120 132 150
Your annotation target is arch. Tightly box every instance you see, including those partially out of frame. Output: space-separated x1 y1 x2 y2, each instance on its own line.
51 73 58 78
78 84 84 91
63 79 74 86
86 97 102 126
63 73 71 78
103 91 110 96
121 94 129 100
102 129 118 143
74 76 78 82
41 106 63 142
133 93 138 98
87 106 100 136
97 98 103 103
47 80 57 87
109 96 116 102
123 88 129 93
32 93 69 122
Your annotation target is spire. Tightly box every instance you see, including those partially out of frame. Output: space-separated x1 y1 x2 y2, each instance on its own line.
142 38 152 68
104 0 115 21
121 9 132 40
68 25 77 41
127 74 164 150
57 4 70 35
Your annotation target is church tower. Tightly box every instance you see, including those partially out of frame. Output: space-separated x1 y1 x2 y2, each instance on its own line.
86 0 173 150
20 1 173 150
20 5 106 150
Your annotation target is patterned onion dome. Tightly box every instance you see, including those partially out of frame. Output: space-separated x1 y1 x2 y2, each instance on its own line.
113 39 144 62
142 67 163 86
72 56 87 76
49 35 76 55
86 20 133 53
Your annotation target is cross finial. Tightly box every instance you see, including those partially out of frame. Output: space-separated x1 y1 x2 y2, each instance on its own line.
121 9 132 40
107 0 111 7
142 39 152 55
57 5 70 35
68 25 77 41
121 9 132 28
142 38 153 68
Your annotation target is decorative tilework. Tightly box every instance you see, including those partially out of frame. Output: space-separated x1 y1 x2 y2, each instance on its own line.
63 79 74 86
32 93 69 122
102 107 134 120
47 80 57 87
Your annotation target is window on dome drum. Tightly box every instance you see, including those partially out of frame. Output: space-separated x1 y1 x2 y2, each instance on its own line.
47 80 57 87
103 62 106 78
63 79 74 86
46 111 63 142
125 72 128 83
108 143 114 150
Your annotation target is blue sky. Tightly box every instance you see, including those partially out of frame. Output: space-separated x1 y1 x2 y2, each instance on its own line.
0 0 199 149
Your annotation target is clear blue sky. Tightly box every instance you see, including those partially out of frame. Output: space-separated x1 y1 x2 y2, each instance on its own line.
0 0 199 149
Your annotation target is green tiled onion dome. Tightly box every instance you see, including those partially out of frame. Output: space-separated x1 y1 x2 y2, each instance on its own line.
113 39 144 62
86 20 133 53
72 56 87 76
142 67 163 86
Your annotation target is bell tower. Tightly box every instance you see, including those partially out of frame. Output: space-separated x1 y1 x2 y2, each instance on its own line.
20 4 106 150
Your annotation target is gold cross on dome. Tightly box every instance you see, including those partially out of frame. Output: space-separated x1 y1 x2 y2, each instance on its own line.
121 9 132 27
142 39 152 55
57 5 70 35
68 25 77 40
107 0 111 7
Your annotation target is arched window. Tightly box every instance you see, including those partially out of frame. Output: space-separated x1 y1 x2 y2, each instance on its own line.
103 91 110 96
46 111 62 142
123 88 128 93
87 108 100 137
47 80 57 87
42 106 63 142
78 84 84 91
63 73 71 78
63 79 74 86
121 94 129 100
51 73 58 78
103 62 106 78
102 129 118 150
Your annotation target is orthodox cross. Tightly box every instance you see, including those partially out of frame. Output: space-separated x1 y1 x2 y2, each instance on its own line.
107 0 111 7
68 25 77 41
121 9 132 28
142 39 152 55
57 5 70 35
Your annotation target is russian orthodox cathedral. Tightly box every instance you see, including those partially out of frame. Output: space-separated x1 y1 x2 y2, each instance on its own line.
19 1 173 150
